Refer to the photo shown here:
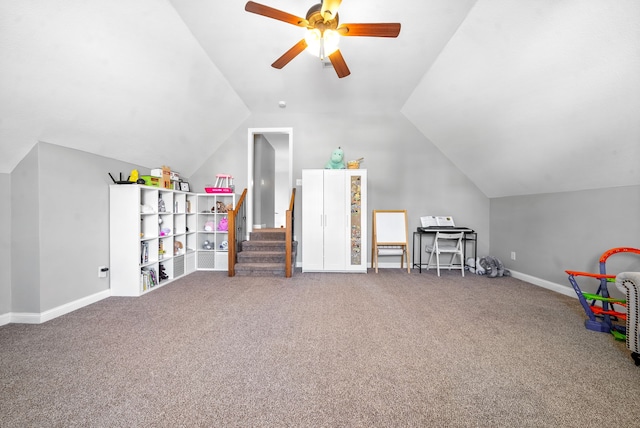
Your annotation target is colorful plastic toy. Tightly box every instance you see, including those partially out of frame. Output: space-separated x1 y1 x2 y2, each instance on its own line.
566 247 640 338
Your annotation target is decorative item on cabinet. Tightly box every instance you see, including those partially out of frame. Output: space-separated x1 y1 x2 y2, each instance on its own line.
347 157 364 169
324 147 346 169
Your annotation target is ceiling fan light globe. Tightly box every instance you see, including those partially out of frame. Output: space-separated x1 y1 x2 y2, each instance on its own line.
323 29 340 55
304 28 321 56
305 28 339 58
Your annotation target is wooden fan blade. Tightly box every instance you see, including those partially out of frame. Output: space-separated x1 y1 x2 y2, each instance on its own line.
272 39 308 69
337 23 401 37
245 1 308 27
328 49 351 78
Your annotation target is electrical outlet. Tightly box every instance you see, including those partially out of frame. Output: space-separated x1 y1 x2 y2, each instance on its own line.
98 266 109 278
511 252 516 261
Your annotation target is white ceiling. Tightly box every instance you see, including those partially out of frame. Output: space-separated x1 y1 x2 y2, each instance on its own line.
1 0 638 197
168 0 477 114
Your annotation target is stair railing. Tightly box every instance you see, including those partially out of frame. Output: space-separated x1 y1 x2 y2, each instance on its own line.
285 188 296 278
228 188 247 277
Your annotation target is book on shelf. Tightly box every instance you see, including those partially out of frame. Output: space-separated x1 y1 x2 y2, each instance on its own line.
140 241 150 264
140 268 158 291
420 215 456 227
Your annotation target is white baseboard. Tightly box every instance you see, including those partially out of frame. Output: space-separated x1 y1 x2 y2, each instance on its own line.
373 262 411 269
509 270 577 299
0 312 11 327
0 272 575 327
303 260 577 299
298 260 577 300
0 289 111 326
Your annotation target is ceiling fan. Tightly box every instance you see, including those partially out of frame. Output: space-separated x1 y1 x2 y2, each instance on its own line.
244 0 401 78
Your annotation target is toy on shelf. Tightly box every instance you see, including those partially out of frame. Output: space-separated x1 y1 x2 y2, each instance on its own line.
218 217 228 231
108 170 144 184
566 247 640 339
205 174 234 193
214 201 227 213
158 263 169 281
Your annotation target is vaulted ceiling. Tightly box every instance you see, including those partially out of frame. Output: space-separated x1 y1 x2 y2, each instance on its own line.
1 0 638 197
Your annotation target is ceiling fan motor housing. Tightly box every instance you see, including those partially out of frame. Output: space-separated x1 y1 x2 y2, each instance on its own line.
306 3 339 31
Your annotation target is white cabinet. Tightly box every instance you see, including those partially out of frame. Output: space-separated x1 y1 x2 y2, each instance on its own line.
301 169 367 272
109 185 197 296
195 193 236 271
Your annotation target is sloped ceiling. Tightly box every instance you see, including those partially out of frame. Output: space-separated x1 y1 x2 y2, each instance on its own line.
403 0 640 197
1 0 638 197
167 0 476 114
0 0 250 177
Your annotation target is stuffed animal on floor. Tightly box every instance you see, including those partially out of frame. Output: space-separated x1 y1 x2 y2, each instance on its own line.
466 258 485 275
477 256 511 277
325 147 346 169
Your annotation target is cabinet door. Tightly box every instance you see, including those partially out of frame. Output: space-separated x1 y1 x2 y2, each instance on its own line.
302 170 325 271
322 170 347 271
345 170 367 272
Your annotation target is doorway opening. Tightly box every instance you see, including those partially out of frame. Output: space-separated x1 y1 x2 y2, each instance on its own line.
247 128 293 239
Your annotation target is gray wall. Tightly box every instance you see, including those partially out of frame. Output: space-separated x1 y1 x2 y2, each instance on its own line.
7 122 637 322
0 173 11 315
190 112 491 264
254 135 275 228
270 133 290 228
491 185 640 295
8 142 145 316
11 146 40 313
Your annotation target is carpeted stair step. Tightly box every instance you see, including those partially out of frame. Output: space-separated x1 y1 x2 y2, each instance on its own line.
233 230 297 277
249 229 286 241
237 250 287 263
234 263 287 277
241 240 287 252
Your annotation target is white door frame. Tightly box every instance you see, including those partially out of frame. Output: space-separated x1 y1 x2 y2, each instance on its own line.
247 127 293 240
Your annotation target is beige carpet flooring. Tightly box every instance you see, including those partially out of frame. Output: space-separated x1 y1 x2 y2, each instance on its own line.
1 270 639 427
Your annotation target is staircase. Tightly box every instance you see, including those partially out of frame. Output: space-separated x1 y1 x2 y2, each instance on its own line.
234 228 298 277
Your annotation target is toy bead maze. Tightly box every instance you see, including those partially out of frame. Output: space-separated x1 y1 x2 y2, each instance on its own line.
566 247 640 364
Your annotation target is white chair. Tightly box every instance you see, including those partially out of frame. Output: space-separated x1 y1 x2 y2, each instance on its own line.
371 210 410 273
425 232 465 276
